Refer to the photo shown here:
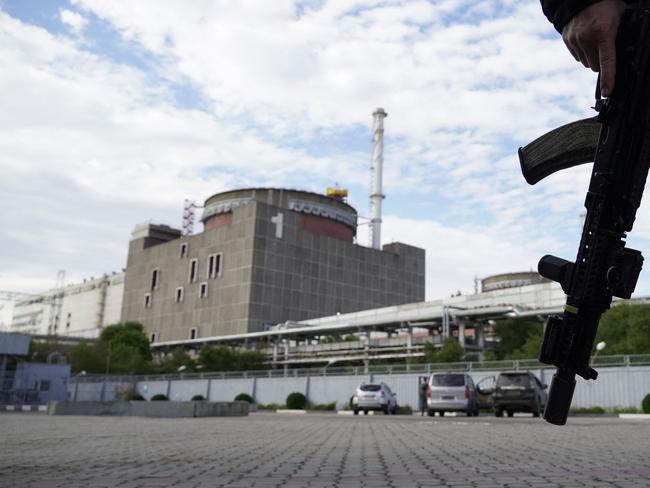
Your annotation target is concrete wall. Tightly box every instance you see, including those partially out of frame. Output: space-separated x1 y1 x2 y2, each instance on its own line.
122 203 258 340
249 202 425 328
70 365 650 410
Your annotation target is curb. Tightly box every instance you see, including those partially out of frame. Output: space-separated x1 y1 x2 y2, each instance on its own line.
0 405 47 413
619 413 650 419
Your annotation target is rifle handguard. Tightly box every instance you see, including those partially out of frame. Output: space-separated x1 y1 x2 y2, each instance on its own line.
519 117 601 185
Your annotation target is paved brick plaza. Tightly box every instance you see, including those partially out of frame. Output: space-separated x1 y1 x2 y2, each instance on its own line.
1 412 649 488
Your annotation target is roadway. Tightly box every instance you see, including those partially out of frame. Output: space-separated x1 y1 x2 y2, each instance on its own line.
1 412 648 487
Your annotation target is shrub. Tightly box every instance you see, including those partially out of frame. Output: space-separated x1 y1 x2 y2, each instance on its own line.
609 406 639 414
570 406 606 414
191 394 206 401
309 402 336 411
642 394 650 413
150 394 168 401
286 392 307 409
235 393 254 403
116 389 145 401
256 403 280 410
396 405 413 415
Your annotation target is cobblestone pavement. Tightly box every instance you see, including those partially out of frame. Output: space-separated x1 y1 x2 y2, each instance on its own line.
1 412 649 488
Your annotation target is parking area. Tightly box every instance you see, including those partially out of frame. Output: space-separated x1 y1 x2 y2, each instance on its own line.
1 412 649 488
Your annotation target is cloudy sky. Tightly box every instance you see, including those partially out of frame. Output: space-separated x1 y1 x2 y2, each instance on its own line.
3 0 650 310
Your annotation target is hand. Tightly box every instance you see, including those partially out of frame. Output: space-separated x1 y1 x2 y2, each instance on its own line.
562 0 626 97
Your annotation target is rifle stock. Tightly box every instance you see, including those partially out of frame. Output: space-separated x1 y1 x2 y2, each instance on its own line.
520 2 650 425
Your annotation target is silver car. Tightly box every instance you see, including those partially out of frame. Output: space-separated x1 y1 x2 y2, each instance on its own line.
352 383 398 415
426 372 479 417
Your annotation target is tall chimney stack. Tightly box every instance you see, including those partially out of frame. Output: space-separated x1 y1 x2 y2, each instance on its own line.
369 108 387 250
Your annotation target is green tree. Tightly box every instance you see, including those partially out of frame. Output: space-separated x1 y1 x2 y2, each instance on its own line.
492 318 543 360
423 342 437 363
199 345 234 371
508 327 543 360
156 348 197 374
100 322 152 362
67 342 105 374
596 304 650 355
108 343 151 375
423 338 464 363
28 340 58 362
436 338 464 363
198 345 266 372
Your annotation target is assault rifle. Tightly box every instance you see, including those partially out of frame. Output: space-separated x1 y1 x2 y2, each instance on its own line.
518 2 650 425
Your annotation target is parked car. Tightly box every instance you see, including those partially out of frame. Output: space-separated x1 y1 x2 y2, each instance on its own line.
426 372 480 417
352 383 398 415
491 371 548 417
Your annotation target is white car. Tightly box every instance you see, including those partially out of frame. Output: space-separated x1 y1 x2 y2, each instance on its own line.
352 383 398 415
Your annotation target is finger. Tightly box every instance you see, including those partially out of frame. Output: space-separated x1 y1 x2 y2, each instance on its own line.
598 39 617 97
573 44 591 69
562 30 581 62
583 44 601 72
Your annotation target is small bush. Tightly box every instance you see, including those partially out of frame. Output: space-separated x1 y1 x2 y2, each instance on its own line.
191 394 206 401
117 390 145 401
570 406 605 414
609 406 640 414
235 393 254 403
256 403 280 410
150 394 168 401
286 392 307 409
309 402 336 411
396 405 412 415
643 394 650 414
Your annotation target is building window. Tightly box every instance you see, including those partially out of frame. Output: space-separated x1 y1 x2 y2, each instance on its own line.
207 253 222 279
189 328 197 340
150 332 157 343
199 282 208 299
144 293 152 308
175 287 184 303
189 259 198 283
40 380 51 392
151 268 160 290
66 313 71 328
180 242 188 258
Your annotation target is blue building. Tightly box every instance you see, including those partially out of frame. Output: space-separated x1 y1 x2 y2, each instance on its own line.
0 333 70 405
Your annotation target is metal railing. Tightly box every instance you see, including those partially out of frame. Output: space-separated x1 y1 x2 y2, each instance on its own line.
69 354 650 383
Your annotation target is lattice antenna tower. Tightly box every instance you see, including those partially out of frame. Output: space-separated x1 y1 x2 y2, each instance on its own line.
182 199 199 236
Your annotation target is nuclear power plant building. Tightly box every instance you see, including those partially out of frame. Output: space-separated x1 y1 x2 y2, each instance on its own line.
121 188 425 343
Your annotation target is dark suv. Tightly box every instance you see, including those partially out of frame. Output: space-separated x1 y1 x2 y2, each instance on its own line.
492 372 548 417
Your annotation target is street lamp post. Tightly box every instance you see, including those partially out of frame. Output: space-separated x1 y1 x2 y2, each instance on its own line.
102 342 111 402
592 341 606 364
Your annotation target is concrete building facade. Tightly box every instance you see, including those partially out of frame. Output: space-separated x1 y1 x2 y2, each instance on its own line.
10 273 124 338
121 188 425 343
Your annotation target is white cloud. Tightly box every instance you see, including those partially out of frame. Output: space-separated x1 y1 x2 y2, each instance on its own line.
59 8 87 34
380 215 546 299
3 1 650 301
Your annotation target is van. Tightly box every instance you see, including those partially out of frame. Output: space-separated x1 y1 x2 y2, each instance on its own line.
426 372 479 417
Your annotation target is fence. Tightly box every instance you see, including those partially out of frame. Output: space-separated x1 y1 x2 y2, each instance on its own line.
69 355 650 410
